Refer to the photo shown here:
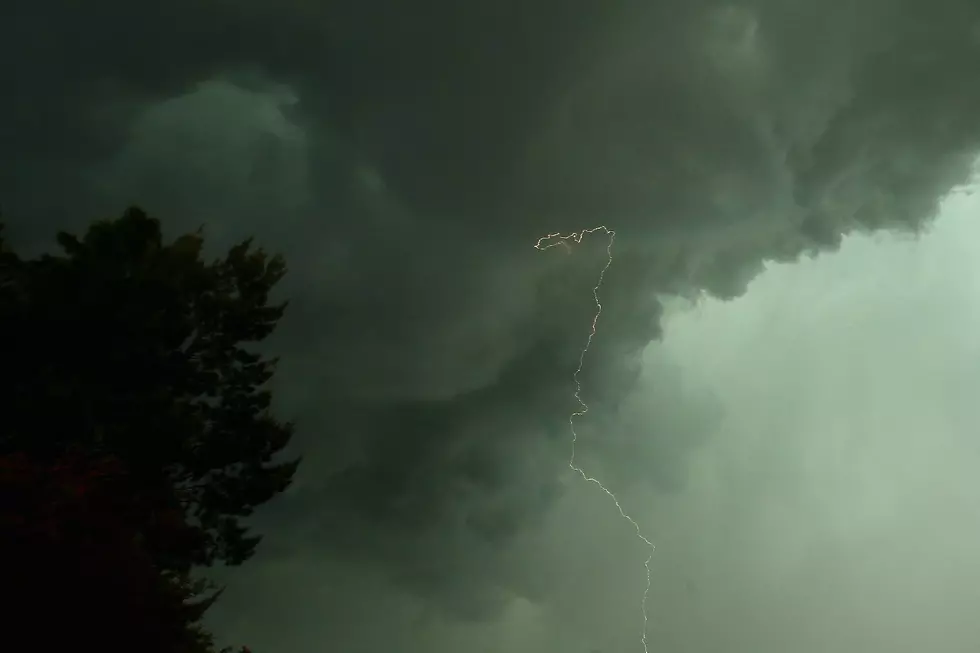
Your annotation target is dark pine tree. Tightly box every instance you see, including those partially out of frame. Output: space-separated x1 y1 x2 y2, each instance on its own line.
0 207 300 572
0 451 224 653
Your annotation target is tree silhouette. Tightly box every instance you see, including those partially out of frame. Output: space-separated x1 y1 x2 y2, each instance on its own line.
0 207 299 571
0 451 227 653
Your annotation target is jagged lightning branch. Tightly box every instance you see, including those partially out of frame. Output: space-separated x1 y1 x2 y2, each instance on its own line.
535 226 655 653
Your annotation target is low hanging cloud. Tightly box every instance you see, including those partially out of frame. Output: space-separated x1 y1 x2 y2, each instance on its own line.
4 0 980 635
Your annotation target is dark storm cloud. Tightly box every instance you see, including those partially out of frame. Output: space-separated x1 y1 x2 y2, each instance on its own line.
4 0 980 621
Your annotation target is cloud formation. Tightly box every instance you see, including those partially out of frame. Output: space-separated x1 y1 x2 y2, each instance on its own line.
4 0 980 641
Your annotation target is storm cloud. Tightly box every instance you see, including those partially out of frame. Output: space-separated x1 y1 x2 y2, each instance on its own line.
3 0 980 647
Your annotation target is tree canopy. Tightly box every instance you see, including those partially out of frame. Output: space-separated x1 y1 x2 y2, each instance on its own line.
1 451 223 653
0 207 299 571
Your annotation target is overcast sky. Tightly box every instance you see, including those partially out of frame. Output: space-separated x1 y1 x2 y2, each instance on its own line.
202 180 980 653
4 0 980 651
641 184 980 652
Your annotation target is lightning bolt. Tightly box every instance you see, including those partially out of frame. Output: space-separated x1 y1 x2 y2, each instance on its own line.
535 226 655 653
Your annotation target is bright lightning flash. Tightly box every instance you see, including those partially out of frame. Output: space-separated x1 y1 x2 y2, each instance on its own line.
534 226 655 653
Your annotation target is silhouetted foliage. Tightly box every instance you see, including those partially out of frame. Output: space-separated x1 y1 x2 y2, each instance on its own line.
0 207 299 571
0 452 225 653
